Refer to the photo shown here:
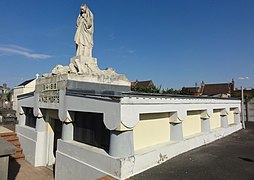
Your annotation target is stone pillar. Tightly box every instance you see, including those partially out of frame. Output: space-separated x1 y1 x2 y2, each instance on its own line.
62 122 73 141
19 112 26 126
35 117 47 132
201 118 210 133
0 138 15 180
234 113 241 124
170 123 183 141
221 115 228 128
0 156 9 180
109 130 134 158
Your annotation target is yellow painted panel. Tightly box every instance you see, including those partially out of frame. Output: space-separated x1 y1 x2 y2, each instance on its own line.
183 111 201 137
210 110 221 129
228 111 235 124
133 113 170 150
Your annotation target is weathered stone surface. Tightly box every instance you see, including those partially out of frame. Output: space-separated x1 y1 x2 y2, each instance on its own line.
44 55 130 86
75 4 94 57
42 3 130 87
52 65 71 75
0 137 16 156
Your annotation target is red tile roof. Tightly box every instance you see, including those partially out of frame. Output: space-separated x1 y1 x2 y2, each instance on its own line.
131 80 154 89
202 83 233 96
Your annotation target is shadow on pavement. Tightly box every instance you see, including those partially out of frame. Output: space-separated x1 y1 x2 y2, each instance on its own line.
8 158 21 180
238 157 254 163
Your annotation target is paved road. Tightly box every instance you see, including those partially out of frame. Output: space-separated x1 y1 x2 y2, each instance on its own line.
133 122 254 180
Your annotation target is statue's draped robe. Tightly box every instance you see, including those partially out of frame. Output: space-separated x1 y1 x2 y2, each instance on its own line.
74 8 94 52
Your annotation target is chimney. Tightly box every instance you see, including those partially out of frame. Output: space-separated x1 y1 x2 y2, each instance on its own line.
231 79 235 91
200 81 205 95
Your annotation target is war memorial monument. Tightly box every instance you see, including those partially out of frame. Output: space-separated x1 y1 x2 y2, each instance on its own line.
16 4 242 180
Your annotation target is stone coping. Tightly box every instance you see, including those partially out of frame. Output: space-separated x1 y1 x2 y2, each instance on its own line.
17 89 241 102
0 137 16 157
66 90 240 102
122 92 241 100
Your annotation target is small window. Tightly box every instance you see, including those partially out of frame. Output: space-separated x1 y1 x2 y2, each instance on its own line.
23 107 36 128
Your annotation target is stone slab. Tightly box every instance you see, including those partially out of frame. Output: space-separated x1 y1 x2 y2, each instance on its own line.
0 136 16 180
0 156 9 180
66 80 130 95
0 137 16 156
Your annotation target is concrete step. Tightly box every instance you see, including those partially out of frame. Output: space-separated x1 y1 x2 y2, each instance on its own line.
11 152 25 160
16 147 23 153
0 132 20 147
1 135 18 141
0 132 16 137
10 139 21 147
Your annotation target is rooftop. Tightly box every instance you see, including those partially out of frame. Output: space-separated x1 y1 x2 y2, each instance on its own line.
17 79 35 87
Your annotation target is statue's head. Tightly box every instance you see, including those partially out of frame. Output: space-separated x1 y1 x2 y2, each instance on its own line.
80 3 87 13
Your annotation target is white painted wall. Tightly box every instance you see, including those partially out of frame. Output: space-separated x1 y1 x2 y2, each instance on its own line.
55 140 121 180
16 125 48 167
120 96 240 129
17 91 242 179
12 79 36 116
55 124 242 180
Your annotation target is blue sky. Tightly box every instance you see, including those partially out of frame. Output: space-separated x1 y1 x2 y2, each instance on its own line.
0 0 253 89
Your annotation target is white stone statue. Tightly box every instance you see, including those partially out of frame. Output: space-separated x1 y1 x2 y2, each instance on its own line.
45 3 130 86
74 3 94 57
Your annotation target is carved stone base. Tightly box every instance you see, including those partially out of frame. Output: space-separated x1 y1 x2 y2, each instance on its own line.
43 56 130 86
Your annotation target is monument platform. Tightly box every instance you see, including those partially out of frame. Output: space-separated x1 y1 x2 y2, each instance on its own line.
14 3 244 180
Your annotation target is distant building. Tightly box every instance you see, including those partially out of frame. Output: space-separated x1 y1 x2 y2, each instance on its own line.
131 80 160 93
12 79 36 116
201 80 234 97
131 80 154 90
232 88 254 122
181 86 200 96
232 88 254 98
182 80 235 97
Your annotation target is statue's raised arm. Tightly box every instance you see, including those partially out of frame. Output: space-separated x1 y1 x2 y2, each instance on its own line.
74 4 94 57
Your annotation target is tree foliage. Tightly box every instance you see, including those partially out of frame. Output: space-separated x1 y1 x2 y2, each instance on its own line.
132 85 161 94
161 88 182 95
132 85 183 95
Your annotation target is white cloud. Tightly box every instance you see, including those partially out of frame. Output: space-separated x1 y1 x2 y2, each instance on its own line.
127 49 136 54
238 77 250 80
4 44 31 52
109 32 116 40
0 44 52 59
106 46 136 56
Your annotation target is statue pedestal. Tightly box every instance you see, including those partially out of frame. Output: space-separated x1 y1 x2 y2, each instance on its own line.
41 55 130 94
